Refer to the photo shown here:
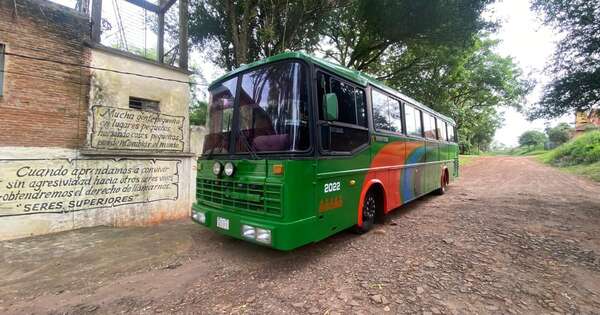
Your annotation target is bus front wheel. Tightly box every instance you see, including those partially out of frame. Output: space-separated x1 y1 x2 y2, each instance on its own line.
354 190 377 234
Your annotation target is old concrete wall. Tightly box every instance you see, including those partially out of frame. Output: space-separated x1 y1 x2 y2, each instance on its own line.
0 1 198 240
86 46 192 152
190 125 207 155
0 147 194 240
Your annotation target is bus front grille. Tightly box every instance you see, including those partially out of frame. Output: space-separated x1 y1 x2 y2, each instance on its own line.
196 177 282 216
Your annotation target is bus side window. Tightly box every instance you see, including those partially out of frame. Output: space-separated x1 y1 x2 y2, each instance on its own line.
317 73 329 120
405 104 423 137
317 71 369 153
439 120 448 141
423 112 437 139
372 89 402 133
447 123 455 142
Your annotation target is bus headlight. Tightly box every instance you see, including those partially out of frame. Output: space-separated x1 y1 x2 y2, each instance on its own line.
256 228 271 244
242 225 256 239
212 162 222 176
224 162 235 176
192 211 206 224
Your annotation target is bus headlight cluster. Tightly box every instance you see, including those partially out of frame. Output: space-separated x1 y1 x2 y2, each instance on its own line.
192 211 206 224
212 162 222 176
242 225 256 239
241 225 271 245
212 161 236 177
224 162 235 176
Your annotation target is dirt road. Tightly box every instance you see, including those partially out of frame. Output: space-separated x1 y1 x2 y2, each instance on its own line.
2 156 600 314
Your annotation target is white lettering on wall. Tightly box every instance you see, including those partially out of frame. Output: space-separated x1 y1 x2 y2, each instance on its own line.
0 159 180 216
91 106 185 151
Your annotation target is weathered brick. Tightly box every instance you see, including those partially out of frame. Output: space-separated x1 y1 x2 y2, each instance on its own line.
0 0 90 148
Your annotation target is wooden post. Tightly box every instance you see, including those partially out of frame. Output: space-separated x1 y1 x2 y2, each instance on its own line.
178 0 188 70
78 0 90 15
157 4 165 63
91 0 102 42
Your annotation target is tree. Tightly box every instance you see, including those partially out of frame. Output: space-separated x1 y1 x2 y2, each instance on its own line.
546 122 572 145
319 0 495 72
190 100 208 126
385 38 530 153
519 130 547 149
527 0 600 119
188 0 335 70
187 0 529 153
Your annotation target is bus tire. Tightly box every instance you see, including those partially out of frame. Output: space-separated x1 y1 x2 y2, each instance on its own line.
434 169 449 195
354 190 377 234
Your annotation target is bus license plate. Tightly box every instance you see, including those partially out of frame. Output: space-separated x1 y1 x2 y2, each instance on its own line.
216 217 229 230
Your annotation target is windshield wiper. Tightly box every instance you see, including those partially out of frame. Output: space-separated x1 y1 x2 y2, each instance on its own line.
238 130 259 160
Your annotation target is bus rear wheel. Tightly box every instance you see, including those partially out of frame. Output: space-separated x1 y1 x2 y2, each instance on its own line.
354 190 377 234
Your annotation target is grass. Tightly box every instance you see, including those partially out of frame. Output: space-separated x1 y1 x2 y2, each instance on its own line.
561 162 600 182
459 155 478 167
540 131 600 182
542 131 600 165
509 144 547 156
485 144 548 156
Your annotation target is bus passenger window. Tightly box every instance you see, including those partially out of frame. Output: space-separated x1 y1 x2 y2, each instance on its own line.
438 120 448 141
317 72 369 153
423 112 437 139
405 104 423 137
447 123 455 142
372 90 401 133
355 89 367 127
330 79 367 127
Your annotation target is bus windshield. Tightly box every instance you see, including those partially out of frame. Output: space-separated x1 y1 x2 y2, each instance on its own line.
203 61 310 155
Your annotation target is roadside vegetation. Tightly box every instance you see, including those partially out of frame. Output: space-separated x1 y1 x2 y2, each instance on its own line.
539 131 600 182
483 129 600 182
459 155 478 167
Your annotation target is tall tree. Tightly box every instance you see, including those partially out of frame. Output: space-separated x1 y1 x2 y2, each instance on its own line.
319 0 495 72
188 0 335 70
528 0 600 119
384 39 531 153
519 130 547 149
546 122 573 145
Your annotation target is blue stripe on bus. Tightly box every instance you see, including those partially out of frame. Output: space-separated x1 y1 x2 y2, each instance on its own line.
402 147 426 201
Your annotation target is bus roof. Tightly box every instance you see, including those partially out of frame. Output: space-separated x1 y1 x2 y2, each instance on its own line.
209 51 456 125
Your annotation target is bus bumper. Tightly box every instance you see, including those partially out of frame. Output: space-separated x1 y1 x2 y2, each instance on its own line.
191 203 317 251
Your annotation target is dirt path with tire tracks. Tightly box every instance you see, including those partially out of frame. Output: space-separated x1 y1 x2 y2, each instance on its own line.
1 156 600 314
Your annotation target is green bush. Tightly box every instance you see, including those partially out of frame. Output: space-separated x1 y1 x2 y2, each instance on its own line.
544 131 600 166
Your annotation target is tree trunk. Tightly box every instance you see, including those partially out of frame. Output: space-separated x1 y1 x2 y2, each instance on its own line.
225 0 242 68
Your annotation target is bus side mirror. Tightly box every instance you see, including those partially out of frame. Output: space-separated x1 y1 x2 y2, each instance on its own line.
324 93 339 121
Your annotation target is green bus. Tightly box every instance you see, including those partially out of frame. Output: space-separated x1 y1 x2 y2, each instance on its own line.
192 52 458 250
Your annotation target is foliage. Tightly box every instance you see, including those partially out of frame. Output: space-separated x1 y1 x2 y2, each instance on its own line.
518 130 547 149
584 124 600 132
546 122 572 145
188 0 334 70
385 39 530 154
560 162 600 182
511 147 546 156
190 100 208 126
459 155 478 167
187 0 530 154
528 0 600 119
319 0 494 72
543 131 600 166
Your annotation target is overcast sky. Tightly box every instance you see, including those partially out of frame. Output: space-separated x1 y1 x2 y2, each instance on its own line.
487 0 571 146
50 0 570 146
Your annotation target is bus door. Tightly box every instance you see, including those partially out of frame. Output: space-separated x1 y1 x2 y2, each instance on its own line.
423 112 440 193
315 72 371 236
